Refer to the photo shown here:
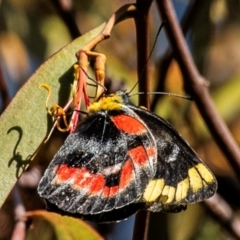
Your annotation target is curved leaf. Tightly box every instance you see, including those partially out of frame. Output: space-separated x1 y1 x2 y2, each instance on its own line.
26 210 103 240
0 23 105 207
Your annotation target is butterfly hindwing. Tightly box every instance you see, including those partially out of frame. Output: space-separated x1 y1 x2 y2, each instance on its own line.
38 103 157 216
129 105 217 212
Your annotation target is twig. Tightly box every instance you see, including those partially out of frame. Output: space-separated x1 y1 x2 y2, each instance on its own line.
205 194 240 240
50 0 81 38
132 211 150 240
151 0 201 110
10 184 26 240
134 0 153 109
0 63 10 113
132 1 153 240
156 0 240 179
18 166 42 188
76 4 137 54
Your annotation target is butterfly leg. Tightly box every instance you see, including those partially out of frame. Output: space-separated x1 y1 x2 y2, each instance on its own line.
68 49 106 133
76 49 106 100
39 84 73 142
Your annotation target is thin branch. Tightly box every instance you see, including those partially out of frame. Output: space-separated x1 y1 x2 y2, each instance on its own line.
0 63 10 112
156 0 240 179
76 4 137 54
74 4 137 102
205 194 240 240
18 166 42 188
10 185 26 240
134 0 153 109
151 0 201 111
51 0 81 39
132 211 150 240
132 1 153 240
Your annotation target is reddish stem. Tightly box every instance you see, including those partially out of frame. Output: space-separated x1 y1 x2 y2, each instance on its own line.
132 1 153 240
0 64 10 112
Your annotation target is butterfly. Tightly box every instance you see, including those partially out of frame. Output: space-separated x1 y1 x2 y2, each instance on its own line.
38 91 217 222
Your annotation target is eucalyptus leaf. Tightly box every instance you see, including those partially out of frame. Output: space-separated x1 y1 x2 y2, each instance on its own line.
26 210 103 240
0 23 105 207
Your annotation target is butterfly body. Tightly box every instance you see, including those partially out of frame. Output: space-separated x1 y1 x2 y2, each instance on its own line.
38 91 217 222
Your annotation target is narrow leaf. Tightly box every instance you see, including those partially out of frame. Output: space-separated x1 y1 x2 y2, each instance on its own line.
0 23 105 207
26 210 103 240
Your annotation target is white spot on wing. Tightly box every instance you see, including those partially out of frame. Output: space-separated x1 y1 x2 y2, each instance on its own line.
166 145 180 162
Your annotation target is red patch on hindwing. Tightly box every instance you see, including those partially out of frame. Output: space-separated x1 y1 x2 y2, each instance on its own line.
125 146 156 176
103 186 119 198
146 146 156 158
119 159 134 190
109 186 119 198
111 114 147 135
73 168 93 188
55 164 79 182
128 145 148 165
55 164 122 199
88 174 105 194
55 164 106 195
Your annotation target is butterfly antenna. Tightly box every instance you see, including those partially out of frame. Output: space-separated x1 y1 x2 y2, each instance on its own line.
129 91 192 101
128 20 166 95
73 109 88 115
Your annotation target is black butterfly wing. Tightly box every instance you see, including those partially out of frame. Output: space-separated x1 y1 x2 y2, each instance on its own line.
38 107 157 216
128 105 217 212
44 198 145 223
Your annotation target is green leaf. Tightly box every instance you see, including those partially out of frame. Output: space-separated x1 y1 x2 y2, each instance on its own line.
26 210 103 240
0 23 105 208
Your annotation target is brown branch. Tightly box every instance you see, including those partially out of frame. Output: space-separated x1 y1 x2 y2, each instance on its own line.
75 4 137 101
156 0 240 178
18 166 42 188
51 0 81 39
10 185 26 240
133 211 150 240
132 1 153 240
134 0 153 109
205 194 240 240
151 0 202 111
75 4 137 56
0 63 10 112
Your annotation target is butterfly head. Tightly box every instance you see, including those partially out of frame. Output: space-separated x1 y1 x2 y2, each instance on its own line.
88 91 129 114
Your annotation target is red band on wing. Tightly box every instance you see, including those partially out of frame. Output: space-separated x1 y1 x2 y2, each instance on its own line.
103 186 119 198
73 168 92 188
128 145 148 166
56 164 106 195
55 164 79 182
111 115 147 135
109 186 119 198
88 174 105 194
103 186 109 198
119 159 134 190
146 146 157 158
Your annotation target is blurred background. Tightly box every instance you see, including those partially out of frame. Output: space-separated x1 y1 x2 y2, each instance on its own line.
1 0 240 239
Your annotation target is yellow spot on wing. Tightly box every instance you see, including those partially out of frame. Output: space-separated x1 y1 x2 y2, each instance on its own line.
143 163 215 206
196 163 215 183
143 179 165 202
188 167 203 193
161 185 176 204
175 178 189 202
139 106 147 110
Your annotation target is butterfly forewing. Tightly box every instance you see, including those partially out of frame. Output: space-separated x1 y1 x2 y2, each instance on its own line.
129 105 217 211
